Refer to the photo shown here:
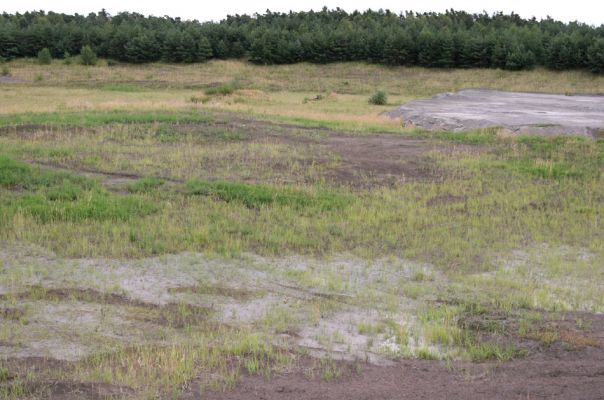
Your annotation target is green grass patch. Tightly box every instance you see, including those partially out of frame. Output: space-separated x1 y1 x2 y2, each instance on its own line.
0 110 213 127
430 128 499 145
127 177 165 193
0 155 93 190
185 179 349 211
466 342 520 361
510 159 584 179
0 156 156 223
490 135 602 180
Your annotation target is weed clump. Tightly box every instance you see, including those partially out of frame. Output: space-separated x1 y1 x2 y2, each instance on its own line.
368 90 388 105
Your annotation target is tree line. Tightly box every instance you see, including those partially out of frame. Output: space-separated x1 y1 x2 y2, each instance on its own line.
1 8 603 72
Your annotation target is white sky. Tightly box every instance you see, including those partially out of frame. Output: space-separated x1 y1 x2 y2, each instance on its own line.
3 1 604 26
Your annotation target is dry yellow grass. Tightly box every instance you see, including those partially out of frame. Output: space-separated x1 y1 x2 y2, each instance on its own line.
5 59 604 95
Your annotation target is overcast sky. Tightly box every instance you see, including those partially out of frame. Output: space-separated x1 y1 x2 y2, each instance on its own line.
4 1 604 26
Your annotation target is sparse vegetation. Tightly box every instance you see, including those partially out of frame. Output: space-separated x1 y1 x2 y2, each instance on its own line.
0 58 602 398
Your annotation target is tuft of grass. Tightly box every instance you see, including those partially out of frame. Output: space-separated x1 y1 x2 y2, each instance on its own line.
205 81 241 96
127 177 165 193
417 347 440 360
368 90 388 105
1 64 10 76
466 342 519 362
185 179 349 211
190 95 209 104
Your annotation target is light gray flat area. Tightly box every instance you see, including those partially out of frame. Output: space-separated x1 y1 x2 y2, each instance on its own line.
386 89 604 136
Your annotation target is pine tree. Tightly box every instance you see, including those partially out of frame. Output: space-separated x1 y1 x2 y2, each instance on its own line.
79 45 97 65
37 47 52 64
197 37 213 62
587 38 604 74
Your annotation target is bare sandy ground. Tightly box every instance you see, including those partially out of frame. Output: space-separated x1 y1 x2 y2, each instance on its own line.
386 89 604 136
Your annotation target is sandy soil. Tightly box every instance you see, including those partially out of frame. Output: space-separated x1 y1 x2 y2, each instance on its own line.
386 89 604 136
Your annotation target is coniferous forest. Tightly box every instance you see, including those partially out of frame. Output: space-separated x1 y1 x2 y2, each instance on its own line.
1 8 603 73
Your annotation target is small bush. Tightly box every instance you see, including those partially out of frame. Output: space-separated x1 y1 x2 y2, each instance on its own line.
80 45 97 66
368 90 388 105
37 48 52 65
1 64 9 77
63 51 72 65
106 59 118 67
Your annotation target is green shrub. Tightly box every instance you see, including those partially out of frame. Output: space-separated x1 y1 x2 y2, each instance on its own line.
37 48 52 65
1 64 9 76
12 192 156 223
368 90 388 105
79 45 97 66
63 51 72 65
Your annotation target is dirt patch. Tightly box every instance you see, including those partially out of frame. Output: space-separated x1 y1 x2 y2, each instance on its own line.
0 75 25 84
196 345 604 400
1 286 213 328
386 89 604 137
183 116 467 187
169 285 263 301
0 306 27 321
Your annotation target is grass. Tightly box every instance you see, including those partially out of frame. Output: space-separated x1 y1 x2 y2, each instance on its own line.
101 83 147 92
186 179 349 211
205 81 241 96
0 156 156 224
127 177 165 193
0 59 602 398
3 59 603 95
0 109 213 127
